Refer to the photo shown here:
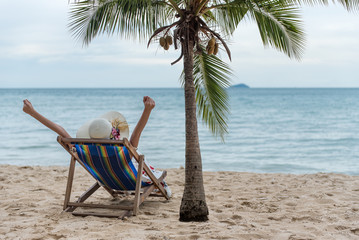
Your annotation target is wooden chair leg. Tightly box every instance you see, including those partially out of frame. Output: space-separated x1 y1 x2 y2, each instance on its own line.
66 182 101 213
76 182 101 203
133 155 144 216
140 171 167 203
63 156 76 210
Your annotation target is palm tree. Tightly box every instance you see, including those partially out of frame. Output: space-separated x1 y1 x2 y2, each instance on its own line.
68 0 358 221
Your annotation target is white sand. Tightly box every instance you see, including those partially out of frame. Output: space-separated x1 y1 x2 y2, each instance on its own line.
1 165 359 240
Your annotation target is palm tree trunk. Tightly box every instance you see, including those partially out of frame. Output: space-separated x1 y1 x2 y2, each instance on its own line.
179 39 209 222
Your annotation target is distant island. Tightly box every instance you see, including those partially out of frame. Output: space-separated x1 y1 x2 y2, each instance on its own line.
230 83 250 89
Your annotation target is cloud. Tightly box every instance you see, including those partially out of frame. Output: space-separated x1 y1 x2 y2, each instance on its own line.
83 55 177 66
3 44 61 59
0 1 358 88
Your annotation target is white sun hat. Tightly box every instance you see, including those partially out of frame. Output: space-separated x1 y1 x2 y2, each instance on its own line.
76 111 129 140
88 118 112 139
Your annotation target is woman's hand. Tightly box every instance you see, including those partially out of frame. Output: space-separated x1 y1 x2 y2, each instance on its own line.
130 96 156 148
23 99 36 116
23 99 71 138
143 96 155 111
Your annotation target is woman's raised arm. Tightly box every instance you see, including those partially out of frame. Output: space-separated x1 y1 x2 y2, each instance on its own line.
23 99 71 138
130 96 155 148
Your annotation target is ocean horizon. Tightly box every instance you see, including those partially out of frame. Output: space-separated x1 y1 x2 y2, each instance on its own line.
1 88 358 175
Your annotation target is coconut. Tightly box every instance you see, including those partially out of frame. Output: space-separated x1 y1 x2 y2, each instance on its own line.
214 43 219 55
164 42 170 50
207 45 214 55
166 36 173 45
206 42 212 51
159 37 166 47
208 37 216 48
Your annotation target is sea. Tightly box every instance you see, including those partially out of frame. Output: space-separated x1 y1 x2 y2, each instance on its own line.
1 88 358 175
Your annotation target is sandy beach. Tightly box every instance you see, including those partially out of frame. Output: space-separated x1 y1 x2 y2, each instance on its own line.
1 165 359 240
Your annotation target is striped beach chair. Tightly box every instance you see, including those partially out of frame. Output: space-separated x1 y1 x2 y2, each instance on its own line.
57 136 170 218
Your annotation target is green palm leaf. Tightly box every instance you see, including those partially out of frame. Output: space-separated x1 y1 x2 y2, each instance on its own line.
68 0 172 44
181 52 232 141
286 0 359 11
244 0 305 59
211 2 249 35
200 0 304 59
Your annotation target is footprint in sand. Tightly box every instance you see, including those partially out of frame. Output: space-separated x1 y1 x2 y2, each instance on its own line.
231 214 242 220
219 219 236 226
350 228 359 235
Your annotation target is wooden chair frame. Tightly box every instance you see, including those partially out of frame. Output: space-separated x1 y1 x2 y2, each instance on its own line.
57 136 169 218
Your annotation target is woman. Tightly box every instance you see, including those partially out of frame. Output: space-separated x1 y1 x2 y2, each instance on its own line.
22 96 171 197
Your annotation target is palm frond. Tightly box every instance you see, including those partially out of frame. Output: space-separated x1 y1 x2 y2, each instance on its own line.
210 2 249 35
181 52 232 141
284 0 359 11
68 0 173 45
205 0 305 59
244 0 305 60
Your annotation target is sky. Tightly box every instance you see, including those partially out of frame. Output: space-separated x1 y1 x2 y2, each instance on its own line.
0 0 358 88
